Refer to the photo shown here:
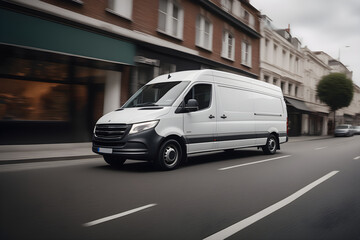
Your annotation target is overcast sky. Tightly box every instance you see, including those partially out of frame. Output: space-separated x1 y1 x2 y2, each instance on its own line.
251 0 360 87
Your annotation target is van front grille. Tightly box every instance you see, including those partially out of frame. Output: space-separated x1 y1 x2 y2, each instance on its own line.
95 124 129 139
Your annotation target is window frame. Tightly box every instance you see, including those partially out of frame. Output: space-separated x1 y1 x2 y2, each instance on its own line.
195 15 213 51
157 0 184 40
184 83 213 111
221 30 235 61
241 41 252 67
106 0 133 20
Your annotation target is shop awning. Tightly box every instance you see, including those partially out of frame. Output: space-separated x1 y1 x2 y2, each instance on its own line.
0 8 135 65
285 97 313 112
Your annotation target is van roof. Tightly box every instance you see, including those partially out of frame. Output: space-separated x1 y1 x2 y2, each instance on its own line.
149 70 282 95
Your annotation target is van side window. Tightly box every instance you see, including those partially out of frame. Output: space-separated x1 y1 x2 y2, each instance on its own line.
185 84 212 110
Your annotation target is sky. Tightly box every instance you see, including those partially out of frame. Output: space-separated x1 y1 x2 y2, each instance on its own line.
250 0 360 87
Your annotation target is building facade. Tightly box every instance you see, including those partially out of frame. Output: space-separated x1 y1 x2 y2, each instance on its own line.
0 0 261 144
259 16 360 136
314 51 360 130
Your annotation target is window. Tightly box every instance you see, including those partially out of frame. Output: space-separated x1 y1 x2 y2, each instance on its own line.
295 57 299 73
264 75 269 83
185 84 212 110
222 30 235 60
273 44 278 65
159 62 176 75
289 54 293 72
288 83 293 95
124 81 190 108
264 39 269 61
249 14 255 28
221 0 233 12
241 41 252 67
281 81 285 92
158 0 183 39
107 0 133 20
196 15 213 51
273 78 278 86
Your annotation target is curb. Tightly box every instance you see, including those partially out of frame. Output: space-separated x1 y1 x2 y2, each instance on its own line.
0 155 101 165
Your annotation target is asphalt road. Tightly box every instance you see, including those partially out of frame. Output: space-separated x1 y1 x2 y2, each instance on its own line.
1 136 360 240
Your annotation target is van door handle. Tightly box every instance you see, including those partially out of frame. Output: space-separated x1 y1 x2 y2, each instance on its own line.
209 115 215 119
221 114 227 119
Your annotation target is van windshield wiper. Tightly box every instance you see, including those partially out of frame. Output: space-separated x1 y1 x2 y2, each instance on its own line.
134 102 158 107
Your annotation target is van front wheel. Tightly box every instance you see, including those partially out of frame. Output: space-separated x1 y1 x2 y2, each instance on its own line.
262 134 277 155
156 139 182 170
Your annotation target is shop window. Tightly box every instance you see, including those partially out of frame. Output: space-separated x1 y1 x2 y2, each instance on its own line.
107 0 133 20
0 57 68 81
158 0 184 39
160 63 176 75
0 79 70 121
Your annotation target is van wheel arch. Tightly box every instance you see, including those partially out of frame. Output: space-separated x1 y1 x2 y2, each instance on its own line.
155 135 187 170
262 133 279 154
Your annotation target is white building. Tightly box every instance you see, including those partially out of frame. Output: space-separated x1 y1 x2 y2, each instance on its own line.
259 16 329 136
314 51 360 128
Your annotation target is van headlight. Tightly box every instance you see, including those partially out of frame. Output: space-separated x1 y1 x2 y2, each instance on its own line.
129 120 159 135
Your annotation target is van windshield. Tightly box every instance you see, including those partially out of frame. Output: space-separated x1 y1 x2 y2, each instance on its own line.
123 81 190 108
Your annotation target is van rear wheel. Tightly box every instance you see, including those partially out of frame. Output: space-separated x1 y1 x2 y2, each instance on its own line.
103 155 126 168
156 139 182 170
262 134 277 155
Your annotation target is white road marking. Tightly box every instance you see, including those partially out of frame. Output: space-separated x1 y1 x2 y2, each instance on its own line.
83 204 157 227
218 155 292 171
314 146 328 150
203 171 339 240
354 156 360 160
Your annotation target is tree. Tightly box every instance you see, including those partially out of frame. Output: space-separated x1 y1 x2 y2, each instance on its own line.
316 73 354 128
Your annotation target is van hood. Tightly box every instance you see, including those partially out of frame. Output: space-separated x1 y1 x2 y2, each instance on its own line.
96 107 171 125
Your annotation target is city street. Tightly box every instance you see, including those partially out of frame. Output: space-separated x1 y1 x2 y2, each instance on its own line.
1 136 360 240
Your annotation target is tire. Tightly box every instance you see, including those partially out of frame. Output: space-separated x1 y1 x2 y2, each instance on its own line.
103 155 126 168
156 139 183 170
262 134 277 155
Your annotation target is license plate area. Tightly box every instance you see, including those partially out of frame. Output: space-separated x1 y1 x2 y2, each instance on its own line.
98 147 113 154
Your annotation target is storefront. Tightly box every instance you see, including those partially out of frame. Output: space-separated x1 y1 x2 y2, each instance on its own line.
131 46 205 95
0 7 135 144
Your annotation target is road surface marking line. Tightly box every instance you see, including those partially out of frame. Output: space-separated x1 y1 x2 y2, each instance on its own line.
203 171 339 240
354 156 360 160
314 146 328 150
218 155 292 171
83 203 157 227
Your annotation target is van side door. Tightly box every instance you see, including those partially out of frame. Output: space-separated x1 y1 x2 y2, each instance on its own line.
182 83 217 154
215 84 256 150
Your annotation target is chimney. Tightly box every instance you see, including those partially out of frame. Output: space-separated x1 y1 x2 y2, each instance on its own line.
286 24 291 33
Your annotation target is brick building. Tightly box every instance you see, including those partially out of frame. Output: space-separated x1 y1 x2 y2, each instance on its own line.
0 0 261 144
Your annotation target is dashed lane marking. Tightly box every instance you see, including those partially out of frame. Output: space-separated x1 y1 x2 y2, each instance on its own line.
218 155 292 171
83 203 157 227
203 171 339 240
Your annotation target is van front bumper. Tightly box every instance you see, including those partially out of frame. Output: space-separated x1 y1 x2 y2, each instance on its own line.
92 128 163 161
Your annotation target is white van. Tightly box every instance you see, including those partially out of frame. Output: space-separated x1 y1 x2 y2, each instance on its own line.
92 70 288 170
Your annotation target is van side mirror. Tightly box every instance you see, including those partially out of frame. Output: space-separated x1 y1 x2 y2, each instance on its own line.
185 99 199 112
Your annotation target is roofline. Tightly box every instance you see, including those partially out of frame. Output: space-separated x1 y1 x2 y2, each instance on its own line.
197 0 262 39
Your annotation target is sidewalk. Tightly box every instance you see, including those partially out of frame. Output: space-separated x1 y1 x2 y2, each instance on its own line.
0 135 333 164
0 142 99 164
